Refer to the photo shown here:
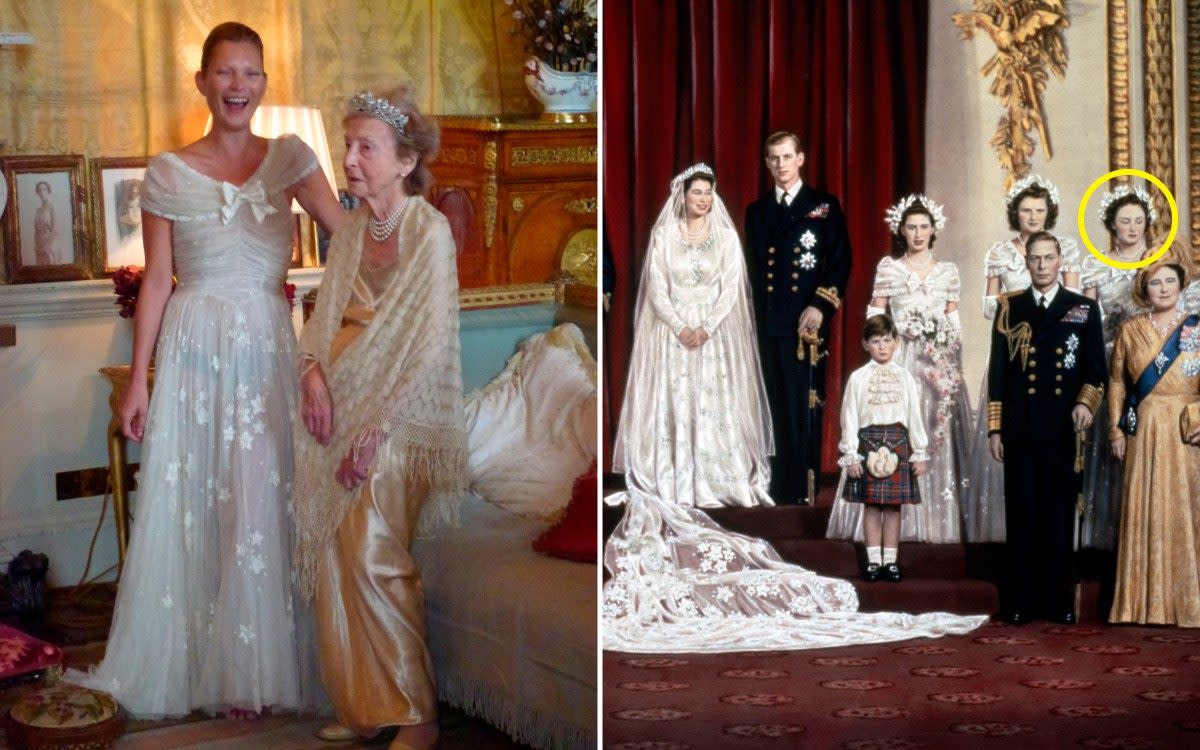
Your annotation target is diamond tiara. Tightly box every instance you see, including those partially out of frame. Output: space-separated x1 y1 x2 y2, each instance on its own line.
884 194 947 234
677 163 714 183
350 90 410 137
1005 174 1061 209
1097 184 1158 223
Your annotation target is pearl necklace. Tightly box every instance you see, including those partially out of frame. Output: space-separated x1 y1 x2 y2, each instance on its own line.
368 197 411 242
680 217 709 244
903 252 933 270
1110 242 1146 262
1148 309 1183 337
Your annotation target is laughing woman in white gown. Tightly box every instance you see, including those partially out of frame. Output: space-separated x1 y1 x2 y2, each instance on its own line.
961 176 1081 542
67 22 343 716
826 195 969 544
603 168 985 653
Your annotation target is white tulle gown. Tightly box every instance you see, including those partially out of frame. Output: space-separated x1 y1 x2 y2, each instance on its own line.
826 257 970 544
66 136 323 717
961 237 1081 542
604 172 986 653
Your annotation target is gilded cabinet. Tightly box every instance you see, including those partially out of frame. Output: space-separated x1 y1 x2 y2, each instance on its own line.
431 116 597 289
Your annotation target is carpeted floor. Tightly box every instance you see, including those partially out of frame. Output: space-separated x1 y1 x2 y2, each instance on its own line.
603 619 1200 749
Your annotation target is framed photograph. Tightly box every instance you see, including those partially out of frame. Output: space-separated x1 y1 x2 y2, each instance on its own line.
89 156 149 274
1 155 91 283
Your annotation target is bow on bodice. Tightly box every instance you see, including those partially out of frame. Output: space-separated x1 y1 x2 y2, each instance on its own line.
220 181 278 224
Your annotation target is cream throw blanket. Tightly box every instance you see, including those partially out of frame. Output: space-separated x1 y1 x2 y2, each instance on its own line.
292 199 467 599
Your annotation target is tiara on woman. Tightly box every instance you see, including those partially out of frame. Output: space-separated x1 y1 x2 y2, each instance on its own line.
1005 174 1061 208
350 90 409 136
674 162 715 186
884 194 947 234
1097 184 1158 223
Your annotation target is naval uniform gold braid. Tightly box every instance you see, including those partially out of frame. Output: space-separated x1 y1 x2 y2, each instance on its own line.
1076 383 1104 413
996 292 1033 371
987 401 1003 433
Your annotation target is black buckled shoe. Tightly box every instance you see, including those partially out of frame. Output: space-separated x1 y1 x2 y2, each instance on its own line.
882 562 903 582
861 563 881 582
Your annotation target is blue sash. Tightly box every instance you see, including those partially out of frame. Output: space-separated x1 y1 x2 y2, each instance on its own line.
1119 314 1200 435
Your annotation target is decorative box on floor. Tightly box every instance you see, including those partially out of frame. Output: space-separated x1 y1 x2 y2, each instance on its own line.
4 683 125 750
430 115 597 289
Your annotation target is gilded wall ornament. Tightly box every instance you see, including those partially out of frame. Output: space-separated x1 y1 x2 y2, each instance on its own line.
952 0 1070 188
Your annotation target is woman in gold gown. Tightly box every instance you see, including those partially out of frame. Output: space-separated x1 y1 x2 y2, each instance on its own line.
292 87 466 750
1107 259 1200 627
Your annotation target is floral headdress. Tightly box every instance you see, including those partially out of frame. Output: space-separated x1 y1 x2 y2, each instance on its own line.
1098 184 1158 223
884 194 947 234
1005 174 1061 209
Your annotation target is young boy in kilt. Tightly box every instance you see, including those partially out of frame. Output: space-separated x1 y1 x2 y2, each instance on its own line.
835 314 929 582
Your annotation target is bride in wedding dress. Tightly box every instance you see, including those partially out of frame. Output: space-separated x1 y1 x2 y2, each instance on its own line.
603 164 987 653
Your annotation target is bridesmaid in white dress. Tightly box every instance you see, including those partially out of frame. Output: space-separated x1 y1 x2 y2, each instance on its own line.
67 23 343 717
961 176 1081 542
827 195 968 544
1078 186 1156 550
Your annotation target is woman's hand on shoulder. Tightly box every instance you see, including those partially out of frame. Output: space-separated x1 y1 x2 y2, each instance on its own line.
300 364 334 445
118 380 150 442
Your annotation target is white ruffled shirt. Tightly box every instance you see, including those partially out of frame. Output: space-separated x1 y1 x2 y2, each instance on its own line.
838 359 930 467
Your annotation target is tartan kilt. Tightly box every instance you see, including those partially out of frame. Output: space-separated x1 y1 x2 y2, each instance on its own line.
847 422 921 506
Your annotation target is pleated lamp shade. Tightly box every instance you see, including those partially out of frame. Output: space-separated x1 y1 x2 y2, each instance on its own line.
205 105 338 212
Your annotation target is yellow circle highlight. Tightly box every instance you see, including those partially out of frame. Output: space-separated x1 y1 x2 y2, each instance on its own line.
1076 168 1178 270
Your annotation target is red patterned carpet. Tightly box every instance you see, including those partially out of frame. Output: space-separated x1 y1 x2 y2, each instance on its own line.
603 620 1200 749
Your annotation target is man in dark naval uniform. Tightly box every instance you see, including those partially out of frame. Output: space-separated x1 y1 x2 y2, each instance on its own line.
744 131 851 505
987 231 1105 624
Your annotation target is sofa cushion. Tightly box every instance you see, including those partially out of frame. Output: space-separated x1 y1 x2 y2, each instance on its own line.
533 462 597 563
465 324 596 522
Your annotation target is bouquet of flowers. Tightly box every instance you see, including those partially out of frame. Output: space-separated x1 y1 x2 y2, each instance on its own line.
901 308 963 447
504 0 598 72
112 266 295 317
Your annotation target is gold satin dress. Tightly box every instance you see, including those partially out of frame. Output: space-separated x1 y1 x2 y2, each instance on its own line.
315 256 438 732
1107 316 1200 627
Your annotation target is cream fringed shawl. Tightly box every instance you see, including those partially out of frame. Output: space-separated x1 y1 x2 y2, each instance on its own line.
292 199 467 599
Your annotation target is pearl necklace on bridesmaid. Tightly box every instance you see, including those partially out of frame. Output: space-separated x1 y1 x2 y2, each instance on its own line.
903 251 933 271
368 196 412 242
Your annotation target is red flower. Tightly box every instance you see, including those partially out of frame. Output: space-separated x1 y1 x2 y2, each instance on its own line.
112 265 144 319
283 282 297 311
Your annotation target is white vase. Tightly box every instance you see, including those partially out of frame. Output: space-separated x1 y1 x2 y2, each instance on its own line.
523 57 597 116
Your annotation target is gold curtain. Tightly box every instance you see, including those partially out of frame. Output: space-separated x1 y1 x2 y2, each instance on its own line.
0 0 535 181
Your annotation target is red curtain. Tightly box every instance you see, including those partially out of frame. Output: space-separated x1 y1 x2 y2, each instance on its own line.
603 0 928 473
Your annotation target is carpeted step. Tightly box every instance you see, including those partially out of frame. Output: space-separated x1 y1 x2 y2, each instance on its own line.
768 538 1004 581
851 576 999 616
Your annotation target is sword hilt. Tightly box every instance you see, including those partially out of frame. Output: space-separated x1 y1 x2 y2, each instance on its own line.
796 328 827 364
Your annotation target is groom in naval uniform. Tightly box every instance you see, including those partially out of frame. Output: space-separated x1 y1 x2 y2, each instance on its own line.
744 131 852 505
988 232 1106 624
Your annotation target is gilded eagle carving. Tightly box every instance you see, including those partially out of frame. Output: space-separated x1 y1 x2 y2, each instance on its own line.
952 1 1070 188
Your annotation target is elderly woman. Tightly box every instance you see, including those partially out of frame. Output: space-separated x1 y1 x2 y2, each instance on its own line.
1107 258 1200 627
292 87 465 750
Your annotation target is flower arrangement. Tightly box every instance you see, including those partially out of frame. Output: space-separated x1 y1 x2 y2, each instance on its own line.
112 265 295 317
900 308 963 447
504 0 597 72
112 265 144 318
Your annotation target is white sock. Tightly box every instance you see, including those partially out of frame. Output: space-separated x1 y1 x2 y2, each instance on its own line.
882 547 898 565
867 547 882 565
